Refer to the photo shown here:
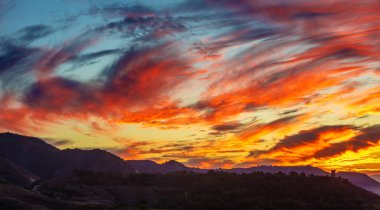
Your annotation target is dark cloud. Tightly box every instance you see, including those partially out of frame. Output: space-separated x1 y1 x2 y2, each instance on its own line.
10 41 198 129
281 109 299 115
35 31 100 76
249 125 354 158
101 15 188 41
314 125 380 159
90 3 155 18
43 138 73 147
91 3 192 41
17 25 54 42
67 48 123 69
292 12 332 20
211 121 242 131
208 131 225 136
238 115 301 141
23 77 96 112
70 49 122 63
0 41 34 74
0 41 42 92
250 125 380 163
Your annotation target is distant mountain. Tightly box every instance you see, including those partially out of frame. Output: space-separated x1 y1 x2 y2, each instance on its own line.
0 158 39 187
338 172 380 194
0 133 134 179
57 149 133 176
223 165 329 176
126 159 191 174
126 160 162 173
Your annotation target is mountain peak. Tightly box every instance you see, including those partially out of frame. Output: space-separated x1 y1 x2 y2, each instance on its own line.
163 160 183 165
0 132 55 148
162 160 188 172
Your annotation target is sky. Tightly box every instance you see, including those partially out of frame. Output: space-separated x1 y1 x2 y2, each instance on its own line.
1 0 380 175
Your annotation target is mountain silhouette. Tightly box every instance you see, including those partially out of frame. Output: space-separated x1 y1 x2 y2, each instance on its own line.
1 132 380 209
338 172 380 194
0 133 61 179
0 133 134 179
0 132 379 195
126 159 191 174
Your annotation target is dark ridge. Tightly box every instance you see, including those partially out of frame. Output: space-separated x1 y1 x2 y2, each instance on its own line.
0 157 39 187
0 133 61 179
0 132 379 196
126 159 190 174
0 133 134 179
0 132 57 149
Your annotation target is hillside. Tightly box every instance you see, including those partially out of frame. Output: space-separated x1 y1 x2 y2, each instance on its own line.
34 171 380 210
0 133 134 179
338 172 380 195
0 183 109 210
126 160 191 174
0 158 39 187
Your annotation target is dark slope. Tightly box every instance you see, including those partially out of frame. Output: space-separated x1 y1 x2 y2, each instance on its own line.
0 133 60 179
338 172 380 195
0 133 134 179
0 183 109 210
126 161 380 194
126 160 162 173
338 172 380 187
0 158 39 187
57 149 133 176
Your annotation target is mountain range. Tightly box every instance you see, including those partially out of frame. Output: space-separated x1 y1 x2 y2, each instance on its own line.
0 132 379 195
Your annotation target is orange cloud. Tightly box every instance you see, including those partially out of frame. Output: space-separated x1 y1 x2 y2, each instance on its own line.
249 125 380 165
2 0 380 171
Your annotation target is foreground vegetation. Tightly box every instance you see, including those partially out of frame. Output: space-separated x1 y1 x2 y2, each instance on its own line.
17 171 378 210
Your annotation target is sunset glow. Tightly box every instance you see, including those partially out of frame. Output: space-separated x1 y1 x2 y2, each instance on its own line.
1 0 380 175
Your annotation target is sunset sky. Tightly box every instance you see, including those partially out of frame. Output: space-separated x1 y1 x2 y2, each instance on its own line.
1 0 380 175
